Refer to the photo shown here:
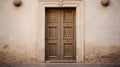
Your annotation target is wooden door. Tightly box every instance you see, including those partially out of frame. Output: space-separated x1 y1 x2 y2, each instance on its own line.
45 8 76 61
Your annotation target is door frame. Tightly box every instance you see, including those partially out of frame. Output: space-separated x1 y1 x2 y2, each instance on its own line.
37 1 85 63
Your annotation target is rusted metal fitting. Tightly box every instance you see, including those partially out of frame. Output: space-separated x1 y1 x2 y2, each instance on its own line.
101 0 109 6
13 0 22 7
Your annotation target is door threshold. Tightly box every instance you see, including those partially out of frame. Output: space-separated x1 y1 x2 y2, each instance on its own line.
46 60 76 63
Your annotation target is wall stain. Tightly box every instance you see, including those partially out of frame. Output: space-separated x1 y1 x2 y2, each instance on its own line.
3 44 9 49
85 43 120 63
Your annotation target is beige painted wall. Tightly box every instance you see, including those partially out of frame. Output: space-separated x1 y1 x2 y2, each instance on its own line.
0 0 40 63
0 0 120 63
85 0 120 63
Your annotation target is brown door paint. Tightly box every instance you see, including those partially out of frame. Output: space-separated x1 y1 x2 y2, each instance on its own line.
45 8 76 61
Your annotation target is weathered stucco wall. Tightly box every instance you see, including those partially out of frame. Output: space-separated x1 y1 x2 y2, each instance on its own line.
0 0 40 63
85 0 120 63
0 0 120 63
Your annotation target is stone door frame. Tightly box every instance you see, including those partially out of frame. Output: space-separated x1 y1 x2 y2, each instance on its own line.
37 1 85 63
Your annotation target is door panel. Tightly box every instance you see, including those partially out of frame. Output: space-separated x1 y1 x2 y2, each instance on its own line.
61 9 76 60
45 8 76 61
45 8 61 60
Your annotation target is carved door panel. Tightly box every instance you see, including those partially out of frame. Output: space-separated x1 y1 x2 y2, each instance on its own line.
45 8 76 61
45 8 61 60
61 8 76 60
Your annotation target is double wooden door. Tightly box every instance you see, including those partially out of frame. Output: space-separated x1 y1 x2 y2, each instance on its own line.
45 8 76 61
